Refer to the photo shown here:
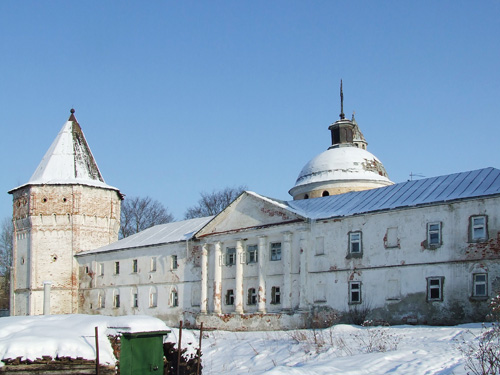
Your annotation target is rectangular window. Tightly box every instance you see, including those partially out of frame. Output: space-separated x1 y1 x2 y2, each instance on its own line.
247 245 258 264
471 216 487 241
385 227 399 248
132 293 138 308
427 277 444 301
473 273 488 297
225 289 234 305
270 242 282 261
99 263 104 276
226 247 236 266
114 261 120 275
113 294 120 308
150 257 157 272
247 288 257 305
271 286 281 304
349 281 361 304
427 222 441 246
132 259 138 273
171 291 178 307
172 255 178 270
349 232 362 254
84 266 89 274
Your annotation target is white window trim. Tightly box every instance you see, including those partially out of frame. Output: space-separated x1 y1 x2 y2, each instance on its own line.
472 273 488 298
471 215 488 241
247 245 258 264
427 277 444 302
427 222 441 246
150 257 157 272
226 248 236 266
349 231 362 255
270 242 282 261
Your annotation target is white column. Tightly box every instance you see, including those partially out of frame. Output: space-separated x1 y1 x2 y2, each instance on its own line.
234 239 244 314
299 233 308 309
200 244 208 314
258 236 267 313
43 281 52 315
282 232 292 310
213 242 222 314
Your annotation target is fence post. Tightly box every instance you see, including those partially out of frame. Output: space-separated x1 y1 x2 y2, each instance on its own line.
177 321 183 375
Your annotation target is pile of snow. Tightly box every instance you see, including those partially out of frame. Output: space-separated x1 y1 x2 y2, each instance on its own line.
0 314 170 366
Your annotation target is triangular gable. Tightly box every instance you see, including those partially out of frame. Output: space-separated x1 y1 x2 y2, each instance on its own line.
196 191 305 238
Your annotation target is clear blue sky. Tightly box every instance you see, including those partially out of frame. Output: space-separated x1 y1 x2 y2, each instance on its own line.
1 1 499 221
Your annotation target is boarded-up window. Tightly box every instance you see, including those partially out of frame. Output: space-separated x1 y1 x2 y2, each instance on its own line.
385 227 399 248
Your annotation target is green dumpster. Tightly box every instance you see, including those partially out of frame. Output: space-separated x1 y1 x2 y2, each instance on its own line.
119 330 170 375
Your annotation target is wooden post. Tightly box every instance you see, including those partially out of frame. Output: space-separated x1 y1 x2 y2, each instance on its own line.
95 326 100 375
177 321 183 375
196 322 203 375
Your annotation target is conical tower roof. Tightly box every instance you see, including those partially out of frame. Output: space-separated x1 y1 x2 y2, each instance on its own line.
10 110 119 193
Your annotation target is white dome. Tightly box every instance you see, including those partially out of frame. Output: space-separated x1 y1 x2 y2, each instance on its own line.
289 146 392 198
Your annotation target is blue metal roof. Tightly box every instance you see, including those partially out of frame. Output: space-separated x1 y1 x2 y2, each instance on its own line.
286 167 500 220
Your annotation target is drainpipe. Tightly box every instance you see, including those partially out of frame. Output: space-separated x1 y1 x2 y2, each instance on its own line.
43 281 52 315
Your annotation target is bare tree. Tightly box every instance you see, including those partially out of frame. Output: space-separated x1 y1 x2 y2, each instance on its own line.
184 186 247 219
120 196 174 239
0 217 13 311
0 218 13 276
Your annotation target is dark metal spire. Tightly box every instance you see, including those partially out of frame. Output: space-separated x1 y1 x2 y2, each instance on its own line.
339 80 345 120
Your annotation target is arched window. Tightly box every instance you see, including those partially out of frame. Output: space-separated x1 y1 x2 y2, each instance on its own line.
322 191 330 197
131 287 139 308
170 288 178 307
304 194 309 199
149 287 158 307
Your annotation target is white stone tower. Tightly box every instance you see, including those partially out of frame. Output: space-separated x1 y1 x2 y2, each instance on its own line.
8 110 122 315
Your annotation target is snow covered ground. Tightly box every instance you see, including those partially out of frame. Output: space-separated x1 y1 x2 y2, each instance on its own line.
0 315 486 374
195 324 484 375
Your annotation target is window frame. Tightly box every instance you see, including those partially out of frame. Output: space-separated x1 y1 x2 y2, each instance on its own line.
247 245 258 264
113 292 120 309
114 261 120 275
472 273 488 298
132 259 138 273
171 290 179 307
270 242 282 261
349 281 362 304
172 255 178 270
150 257 157 272
132 292 139 308
427 277 444 302
348 231 362 256
427 222 442 247
247 287 257 305
225 289 235 305
226 247 236 266
470 215 488 242
271 286 281 304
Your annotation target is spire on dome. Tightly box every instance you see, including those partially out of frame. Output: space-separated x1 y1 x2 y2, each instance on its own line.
339 80 345 120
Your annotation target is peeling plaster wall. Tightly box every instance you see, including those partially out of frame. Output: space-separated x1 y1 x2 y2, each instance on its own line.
75 195 499 329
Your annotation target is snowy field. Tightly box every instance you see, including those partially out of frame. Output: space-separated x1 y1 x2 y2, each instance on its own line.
195 324 484 375
0 315 487 374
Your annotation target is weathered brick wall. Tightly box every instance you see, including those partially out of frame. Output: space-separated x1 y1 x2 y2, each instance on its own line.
11 184 121 315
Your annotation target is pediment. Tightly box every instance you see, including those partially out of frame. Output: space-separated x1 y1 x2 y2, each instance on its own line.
196 192 304 237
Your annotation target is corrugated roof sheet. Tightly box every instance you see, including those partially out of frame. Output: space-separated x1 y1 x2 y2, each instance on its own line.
77 216 214 255
286 167 500 220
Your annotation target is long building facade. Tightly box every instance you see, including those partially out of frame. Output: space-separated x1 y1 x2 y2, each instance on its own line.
9 101 500 330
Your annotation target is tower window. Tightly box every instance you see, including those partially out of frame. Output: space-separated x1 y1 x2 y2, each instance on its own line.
322 191 330 197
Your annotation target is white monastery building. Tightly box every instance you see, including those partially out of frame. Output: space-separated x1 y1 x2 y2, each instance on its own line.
9 91 500 330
